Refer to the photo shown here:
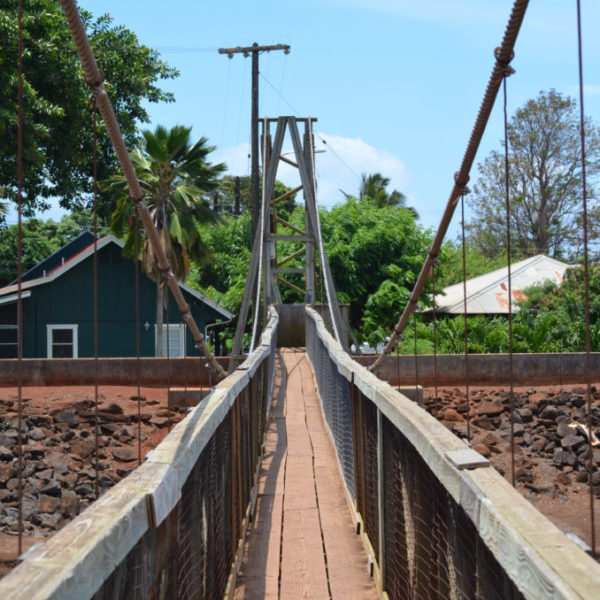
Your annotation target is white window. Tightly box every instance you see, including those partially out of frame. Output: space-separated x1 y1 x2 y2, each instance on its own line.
155 323 186 357
47 324 78 358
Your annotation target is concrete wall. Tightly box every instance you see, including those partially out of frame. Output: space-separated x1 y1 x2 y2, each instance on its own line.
0 357 230 387
353 352 600 386
276 304 350 348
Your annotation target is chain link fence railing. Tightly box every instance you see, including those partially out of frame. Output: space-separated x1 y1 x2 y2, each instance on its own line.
306 306 600 600
0 308 278 600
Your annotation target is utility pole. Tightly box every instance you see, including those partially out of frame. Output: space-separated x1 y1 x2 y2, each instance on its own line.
218 43 290 241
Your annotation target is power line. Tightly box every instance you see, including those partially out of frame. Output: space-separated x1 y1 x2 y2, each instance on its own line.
259 72 362 184
155 46 219 53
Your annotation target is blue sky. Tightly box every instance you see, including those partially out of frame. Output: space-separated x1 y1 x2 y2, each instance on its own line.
12 1 600 237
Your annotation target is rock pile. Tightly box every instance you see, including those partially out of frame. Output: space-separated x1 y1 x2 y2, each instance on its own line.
426 386 600 495
0 396 184 537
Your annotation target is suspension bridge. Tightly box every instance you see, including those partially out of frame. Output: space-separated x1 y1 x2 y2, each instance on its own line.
2 0 600 598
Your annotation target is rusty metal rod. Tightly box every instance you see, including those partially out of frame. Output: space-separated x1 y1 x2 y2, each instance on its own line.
370 0 530 372
576 0 596 558
16 0 24 557
59 0 226 378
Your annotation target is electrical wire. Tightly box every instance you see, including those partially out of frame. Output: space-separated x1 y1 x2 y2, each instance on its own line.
259 72 362 185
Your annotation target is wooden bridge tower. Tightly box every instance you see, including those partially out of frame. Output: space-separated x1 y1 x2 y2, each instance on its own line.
230 116 347 363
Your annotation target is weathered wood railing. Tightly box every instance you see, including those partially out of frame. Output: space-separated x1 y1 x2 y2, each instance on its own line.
0 308 278 600
306 305 600 600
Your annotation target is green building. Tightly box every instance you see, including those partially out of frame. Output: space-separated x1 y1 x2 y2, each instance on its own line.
0 232 232 358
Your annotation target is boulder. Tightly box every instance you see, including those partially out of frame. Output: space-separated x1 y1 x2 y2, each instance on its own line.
52 409 79 427
98 402 124 415
60 491 80 518
28 427 46 441
37 494 59 513
112 446 138 463
41 479 61 497
553 449 577 467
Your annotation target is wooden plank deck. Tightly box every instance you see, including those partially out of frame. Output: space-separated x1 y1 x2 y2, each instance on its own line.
234 350 378 600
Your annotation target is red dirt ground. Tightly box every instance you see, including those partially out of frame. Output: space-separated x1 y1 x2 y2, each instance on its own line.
423 384 600 554
0 385 187 579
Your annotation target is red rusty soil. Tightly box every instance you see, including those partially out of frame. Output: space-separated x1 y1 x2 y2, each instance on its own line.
423 383 600 554
0 385 187 579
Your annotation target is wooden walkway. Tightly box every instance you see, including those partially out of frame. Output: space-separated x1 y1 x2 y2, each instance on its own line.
234 350 378 599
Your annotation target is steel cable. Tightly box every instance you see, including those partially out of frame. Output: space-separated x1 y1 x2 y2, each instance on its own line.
501 75 517 487
460 194 472 441
371 0 530 372
135 218 142 464
92 107 100 499
576 0 596 557
59 0 226 379
16 0 24 556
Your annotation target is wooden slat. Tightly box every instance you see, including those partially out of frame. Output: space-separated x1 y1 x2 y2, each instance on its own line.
234 350 377 599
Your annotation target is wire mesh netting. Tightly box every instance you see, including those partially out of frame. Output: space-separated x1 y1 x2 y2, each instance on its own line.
381 415 523 600
306 308 526 600
85 348 273 599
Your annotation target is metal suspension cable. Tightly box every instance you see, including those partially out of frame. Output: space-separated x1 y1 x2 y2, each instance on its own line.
460 194 472 441
413 313 420 402
250 117 268 353
135 218 142 464
166 292 172 430
59 0 226 379
370 0 530 372
16 0 24 557
431 263 439 411
501 75 517 487
92 108 100 500
306 117 344 345
576 0 596 558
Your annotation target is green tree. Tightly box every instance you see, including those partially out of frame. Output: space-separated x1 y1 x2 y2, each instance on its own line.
0 209 98 286
467 90 600 258
355 172 418 217
320 197 429 342
109 125 225 356
0 1 177 218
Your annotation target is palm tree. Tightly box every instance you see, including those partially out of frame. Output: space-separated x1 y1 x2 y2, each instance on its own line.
108 124 225 356
359 173 418 217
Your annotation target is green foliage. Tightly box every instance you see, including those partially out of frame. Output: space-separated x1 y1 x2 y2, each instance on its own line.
320 197 429 340
343 172 418 217
0 209 100 286
466 90 600 258
404 263 600 355
108 124 224 281
0 1 177 217
189 212 253 313
213 175 297 221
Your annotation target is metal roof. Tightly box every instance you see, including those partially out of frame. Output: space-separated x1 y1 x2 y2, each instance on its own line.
0 234 234 320
435 254 570 314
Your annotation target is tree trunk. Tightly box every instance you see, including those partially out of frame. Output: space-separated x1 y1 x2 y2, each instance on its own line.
156 282 164 357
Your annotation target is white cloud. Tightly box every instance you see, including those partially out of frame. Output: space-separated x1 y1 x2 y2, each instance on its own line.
218 133 411 210
584 85 600 97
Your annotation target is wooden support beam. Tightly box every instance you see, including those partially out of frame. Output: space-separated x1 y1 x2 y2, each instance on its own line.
279 155 298 168
269 234 313 242
271 184 303 206
266 117 318 123
277 247 306 267
275 215 307 236
277 276 305 295
273 267 304 275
